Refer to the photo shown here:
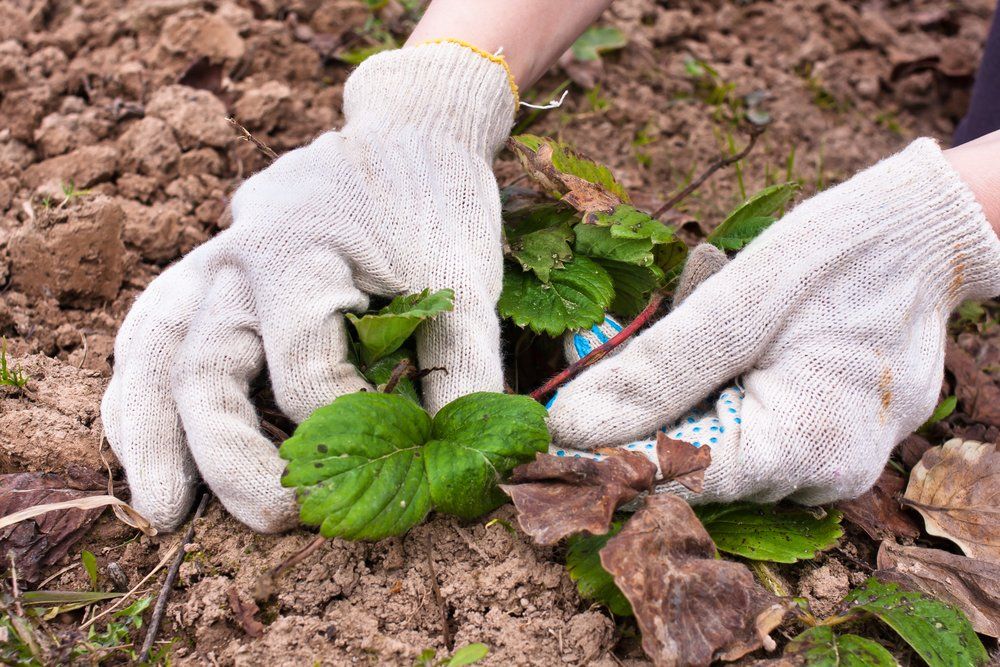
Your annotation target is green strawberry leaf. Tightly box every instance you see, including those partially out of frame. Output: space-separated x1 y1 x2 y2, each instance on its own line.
708 182 799 250
511 227 575 283
446 643 490 666
280 393 433 540
595 259 663 318
565 523 633 616
840 578 988 667
346 289 454 363
654 239 690 286
920 395 957 430
499 256 614 336
708 215 776 251
504 204 578 282
590 205 676 244
571 26 627 62
784 627 897 667
693 503 843 563
426 393 550 518
280 392 549 540
574 223 655 267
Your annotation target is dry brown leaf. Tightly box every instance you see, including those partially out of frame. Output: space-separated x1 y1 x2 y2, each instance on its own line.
903 438 1000 564
655 433 712 493
508 139 624 217
599 494 792 666
876 541 1000 638
0 467 107 582
227 585 265 638
836 466 920 541
898 433 932 470
500 451 655 545
945 342 1000 428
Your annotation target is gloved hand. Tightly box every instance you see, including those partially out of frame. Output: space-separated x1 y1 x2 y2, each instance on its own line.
101 41 517 532
548 139 1000 505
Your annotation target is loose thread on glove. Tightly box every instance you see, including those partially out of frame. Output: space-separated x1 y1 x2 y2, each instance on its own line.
519 89 569 110
530 292 667 402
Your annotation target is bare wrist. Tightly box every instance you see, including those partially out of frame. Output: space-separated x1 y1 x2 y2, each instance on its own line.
944 130 1000 238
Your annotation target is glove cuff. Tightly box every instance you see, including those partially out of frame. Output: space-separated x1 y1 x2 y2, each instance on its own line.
342 40 517 159
866 138 1000 309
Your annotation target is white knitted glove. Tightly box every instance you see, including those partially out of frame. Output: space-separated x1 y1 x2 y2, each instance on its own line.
548 139 1000 505
101 42 517 532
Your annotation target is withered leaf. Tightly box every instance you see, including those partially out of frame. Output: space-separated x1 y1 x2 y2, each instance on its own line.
508 136 627 217
903 438 1000 564
836 466 920 541
945 342 1000 428
599 494 792 666
655 433 711 493
500 451 655 545
877 541 1000 638
899 433 932 470
0 467 107 582
227 585 265 638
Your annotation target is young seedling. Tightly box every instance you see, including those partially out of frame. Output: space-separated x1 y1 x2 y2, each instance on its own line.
0 339 28 389
415 643 489 667
57 180 92 209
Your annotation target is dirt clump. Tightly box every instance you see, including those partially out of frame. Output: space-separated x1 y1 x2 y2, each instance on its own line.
161 505 614 665
796 558 853 618
147 85 234 150
0 354 111 475
8 196 125 306
22 144 118 190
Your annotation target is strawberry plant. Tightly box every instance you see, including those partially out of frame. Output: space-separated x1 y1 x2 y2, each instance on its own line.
276 133 989 666
281 132 800 542
498 134 797 334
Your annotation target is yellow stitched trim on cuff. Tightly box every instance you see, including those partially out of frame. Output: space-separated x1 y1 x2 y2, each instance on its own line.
417 38 520 107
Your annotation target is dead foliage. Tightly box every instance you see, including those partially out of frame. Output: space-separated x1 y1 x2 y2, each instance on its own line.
945 341 1000 427
508 139 623 216
0 467 107 582
903 438 1000 564
877 540 1000 638
599 494 792 666
500 451 656 546
836 466 920 541
227 585 265 638
654 433 712 493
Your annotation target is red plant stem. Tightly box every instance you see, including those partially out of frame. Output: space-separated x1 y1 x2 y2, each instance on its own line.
529 292 666 402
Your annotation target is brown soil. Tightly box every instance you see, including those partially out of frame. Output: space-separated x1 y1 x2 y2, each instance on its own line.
1 0 998 665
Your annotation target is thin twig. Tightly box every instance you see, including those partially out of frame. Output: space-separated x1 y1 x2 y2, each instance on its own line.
138 492 209 662
425 533 452 650
9 554 23 617
382 358 415 394
36 562 78 589
652 127 764 219
529 292 666 402
260 419 290 442
380 359 447 394
78 332 88 369
253 534 326 602
227 117 278 161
